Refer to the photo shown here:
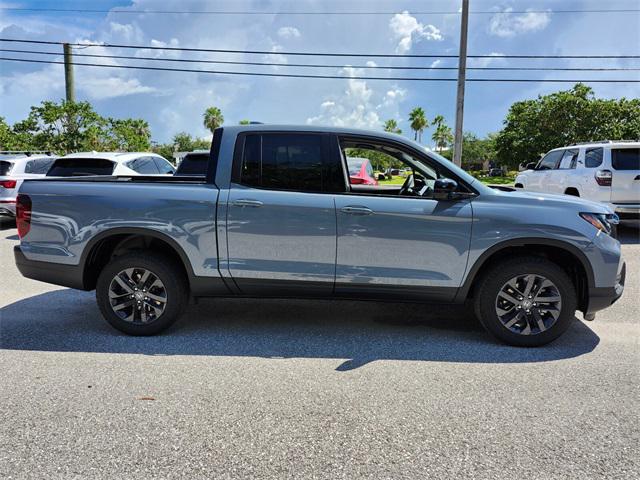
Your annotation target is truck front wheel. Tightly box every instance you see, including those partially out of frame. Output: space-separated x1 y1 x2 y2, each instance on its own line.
96 252 188 335
474 256 577 347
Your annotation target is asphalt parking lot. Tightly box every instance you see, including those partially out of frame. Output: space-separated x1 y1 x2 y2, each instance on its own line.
1 221 638 479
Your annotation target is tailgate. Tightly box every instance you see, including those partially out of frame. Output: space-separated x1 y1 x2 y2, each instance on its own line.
610 147 640 203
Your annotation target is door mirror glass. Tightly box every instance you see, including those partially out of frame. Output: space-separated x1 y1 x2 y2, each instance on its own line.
433 178 458 200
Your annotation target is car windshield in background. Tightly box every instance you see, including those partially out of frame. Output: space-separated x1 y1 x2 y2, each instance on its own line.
175 153 209 176
611 148 640 170
346 158 364 175
47 158 115 177
0 161 13 175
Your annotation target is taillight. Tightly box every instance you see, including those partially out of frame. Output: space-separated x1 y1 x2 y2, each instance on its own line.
16 194 32 239
0 180 17 189
595 169 612 186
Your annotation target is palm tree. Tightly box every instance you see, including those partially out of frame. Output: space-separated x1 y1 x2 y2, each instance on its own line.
409 107 428 143
432 121 454 153
383 119 402 134
431 114 445 131
203 106 224 134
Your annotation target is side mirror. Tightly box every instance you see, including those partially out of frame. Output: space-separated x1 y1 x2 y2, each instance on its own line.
433 178 458 200
350 176 366 185
525 162 537 170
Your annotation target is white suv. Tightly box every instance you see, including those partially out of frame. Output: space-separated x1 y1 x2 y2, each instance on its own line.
0 151 57 218
46 152 175 177
515 141 639 225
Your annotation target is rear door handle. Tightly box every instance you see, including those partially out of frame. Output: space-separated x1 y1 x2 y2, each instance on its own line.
231 199 263 208
341 206 373 215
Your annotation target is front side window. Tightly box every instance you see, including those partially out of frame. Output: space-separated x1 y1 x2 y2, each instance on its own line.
153 157 175 174
238 133 343 192
611 148 640 170
558 149 578 169
128 157 160 174
584 148 603 168
536 150 563 170
24 158 55 174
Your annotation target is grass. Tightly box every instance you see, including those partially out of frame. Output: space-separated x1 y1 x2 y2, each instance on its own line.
477 176 516 186
377 176 406 185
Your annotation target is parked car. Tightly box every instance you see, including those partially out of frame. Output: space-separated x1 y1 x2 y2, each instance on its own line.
489 167 505 177
174 151 210 176
346 157 378 185
14 125 625 347
0 151 56 218
515 141 639 226
46 152 175 177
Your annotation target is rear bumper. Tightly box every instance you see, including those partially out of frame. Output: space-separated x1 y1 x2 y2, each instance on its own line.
611 204 640 223
14 245 87 290
585 262 625 315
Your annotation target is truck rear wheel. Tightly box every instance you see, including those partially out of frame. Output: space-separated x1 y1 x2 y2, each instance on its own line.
474 256 577 347
96 252 188 335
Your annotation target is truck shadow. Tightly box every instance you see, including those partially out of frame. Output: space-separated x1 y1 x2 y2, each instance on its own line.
617 225 639 245
0 289 600 370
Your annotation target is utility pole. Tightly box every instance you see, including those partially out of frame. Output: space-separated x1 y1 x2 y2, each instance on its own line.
63 43 75 103
453 0 469 167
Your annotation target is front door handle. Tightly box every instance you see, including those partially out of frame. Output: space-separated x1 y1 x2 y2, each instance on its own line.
341 206 373 215
231 199 263 208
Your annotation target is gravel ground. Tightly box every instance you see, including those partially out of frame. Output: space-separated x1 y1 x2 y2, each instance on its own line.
1 222 638 479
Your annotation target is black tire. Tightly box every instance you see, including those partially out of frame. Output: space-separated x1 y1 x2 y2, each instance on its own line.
96 251 189 336
474 256 577 347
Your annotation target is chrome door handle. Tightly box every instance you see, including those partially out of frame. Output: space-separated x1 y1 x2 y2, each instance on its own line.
341 206 373 215
232 199 263 208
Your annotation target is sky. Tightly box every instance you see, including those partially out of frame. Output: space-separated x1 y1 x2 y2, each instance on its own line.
0 0 638 145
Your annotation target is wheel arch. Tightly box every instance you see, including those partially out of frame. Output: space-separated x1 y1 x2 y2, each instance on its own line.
456 238 595 312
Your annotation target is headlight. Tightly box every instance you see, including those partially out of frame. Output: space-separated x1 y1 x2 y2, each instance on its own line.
580 212 619 235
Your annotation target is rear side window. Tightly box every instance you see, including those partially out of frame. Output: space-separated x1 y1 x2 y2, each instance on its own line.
537 150 563 170
127 157 160 174
153 157 175 174
237 133 343 193
24 158 56 174
584 148 603 168
47 158 115 176
175 153 209 176
0 161 13 175
611 148 640 170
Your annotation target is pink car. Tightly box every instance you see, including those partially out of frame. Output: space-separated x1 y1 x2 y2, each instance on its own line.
347 157 378 186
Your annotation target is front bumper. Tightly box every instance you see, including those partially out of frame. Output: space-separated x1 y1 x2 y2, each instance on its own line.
14 245 86 290
585 261 626 315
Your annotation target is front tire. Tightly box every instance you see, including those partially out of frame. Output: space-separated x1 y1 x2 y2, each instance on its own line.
474 256 577 347
96 252 188 335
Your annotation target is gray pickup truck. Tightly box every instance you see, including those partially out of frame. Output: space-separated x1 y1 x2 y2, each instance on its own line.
14 125 625 346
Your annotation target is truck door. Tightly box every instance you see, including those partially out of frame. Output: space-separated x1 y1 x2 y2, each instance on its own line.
527 150 563 192
225 132 344 295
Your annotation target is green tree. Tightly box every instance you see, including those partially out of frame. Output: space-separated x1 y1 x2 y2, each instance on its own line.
105 118 151 151
239 119 251 125
383 119 402 134
203 106 224 134
409 107 428 143
495 83 640 168
431 115 454 152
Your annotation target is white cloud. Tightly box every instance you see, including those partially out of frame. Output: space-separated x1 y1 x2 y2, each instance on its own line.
307 68 406 129
277 26 301 39
389 11 443 53
263 44 288 66
79 77 157 100
489 8 551 37
430 59 442 68
366 61 377 67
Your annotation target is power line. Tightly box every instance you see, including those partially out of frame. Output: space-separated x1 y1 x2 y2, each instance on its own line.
3 48 638 72
2 57 638 83
2 38 639 59
2 7 639 15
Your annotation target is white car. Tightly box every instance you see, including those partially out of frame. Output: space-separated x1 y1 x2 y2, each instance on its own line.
515 141 640 225
0 151 57 218
46 152 175 178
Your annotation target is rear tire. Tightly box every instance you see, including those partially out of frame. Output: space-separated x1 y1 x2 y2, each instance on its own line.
474 256 577 347
96 252 189 335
